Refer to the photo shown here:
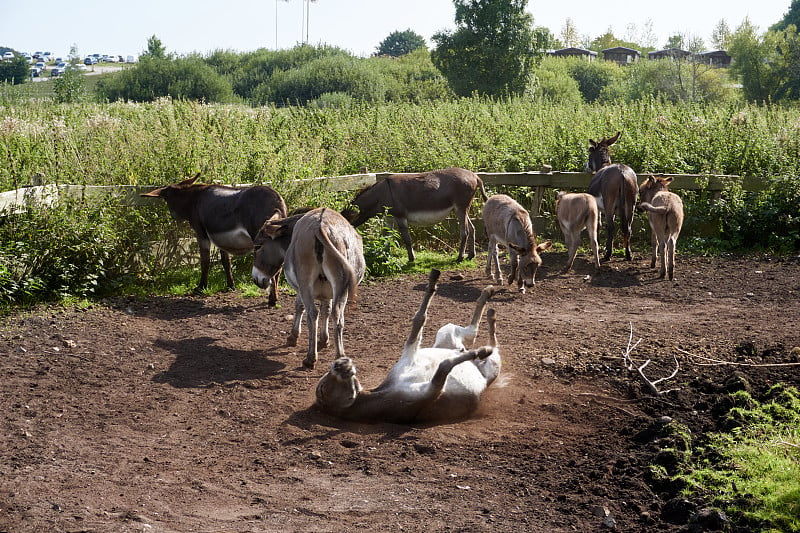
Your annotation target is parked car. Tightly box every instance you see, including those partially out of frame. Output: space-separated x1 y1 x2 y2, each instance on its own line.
2 51 15 60
50 67 64 77
35 61 46 70
29 67 41 77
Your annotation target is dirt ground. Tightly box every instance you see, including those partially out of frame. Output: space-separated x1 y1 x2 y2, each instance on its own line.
2 252 799 533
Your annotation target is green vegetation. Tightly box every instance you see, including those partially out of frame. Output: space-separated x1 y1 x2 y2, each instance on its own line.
681 385 800 532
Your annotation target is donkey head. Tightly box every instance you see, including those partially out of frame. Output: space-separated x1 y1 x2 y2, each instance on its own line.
140 173 203 220
251 213 294 289
507 240 553 289
585 131 621 173
638 175 673 204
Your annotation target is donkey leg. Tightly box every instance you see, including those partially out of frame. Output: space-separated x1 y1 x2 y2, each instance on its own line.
267 269 280 307
667 237 677 281
302 295 320 368
404 269 440 351
288 295 304 347
562 231 578 273
466 216 476 260
220 250 236 290
657 238 667 279
396 217 415 263
318 299 332 349
486 237 498 282
602 214 615 262
195 236 212 292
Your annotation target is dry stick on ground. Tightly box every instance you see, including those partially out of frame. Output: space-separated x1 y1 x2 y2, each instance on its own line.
676 347 800 367
622 322 681 396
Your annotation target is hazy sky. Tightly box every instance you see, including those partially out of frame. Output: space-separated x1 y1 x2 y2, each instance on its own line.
1 0 790 59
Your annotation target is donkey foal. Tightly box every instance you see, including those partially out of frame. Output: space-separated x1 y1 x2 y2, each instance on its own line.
638 176 684 281
556 191 600 273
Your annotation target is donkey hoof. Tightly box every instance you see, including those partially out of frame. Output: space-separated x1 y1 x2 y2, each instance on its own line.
302 358 316 369
286 335 298 347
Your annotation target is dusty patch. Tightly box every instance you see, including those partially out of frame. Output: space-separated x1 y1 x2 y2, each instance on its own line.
2 253 799 532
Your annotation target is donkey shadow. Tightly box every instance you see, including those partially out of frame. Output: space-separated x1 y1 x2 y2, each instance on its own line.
152 336 286 388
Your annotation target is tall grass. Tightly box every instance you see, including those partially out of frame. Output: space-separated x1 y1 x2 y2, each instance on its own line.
3 97 800 197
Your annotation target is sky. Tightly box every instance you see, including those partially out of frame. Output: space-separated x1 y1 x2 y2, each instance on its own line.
0 0 791 59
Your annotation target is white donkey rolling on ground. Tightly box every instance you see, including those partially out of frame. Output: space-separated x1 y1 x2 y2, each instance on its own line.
315 270 500 424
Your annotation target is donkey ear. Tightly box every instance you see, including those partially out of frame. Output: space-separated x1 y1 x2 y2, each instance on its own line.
607 131 621 145
507 242 527 255
140 187 164 198
536 241 553 253
177 173 201 187
589 139 598 149
261 221 289 240
662 177 674 185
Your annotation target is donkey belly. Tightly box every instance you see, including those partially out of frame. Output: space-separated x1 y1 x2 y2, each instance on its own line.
208 226 253 255
407 208 453 226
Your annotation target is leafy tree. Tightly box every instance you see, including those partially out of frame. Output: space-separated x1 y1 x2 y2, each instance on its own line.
142 35 167 59
560 18 580 48
568 58 621 102
53 66 86 103
772 0 800 31
728 19 782 102
431 0 542 97
377 29 427 57
0 55 29 84
711 19 732 50
589 30 640 53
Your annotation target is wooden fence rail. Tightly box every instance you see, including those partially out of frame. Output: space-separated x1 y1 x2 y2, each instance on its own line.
0 170 766 216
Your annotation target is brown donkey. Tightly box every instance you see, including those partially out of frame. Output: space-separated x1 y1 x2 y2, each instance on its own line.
638 176 684 281
341 167 488 263
584 132 639 261
141 174 287 305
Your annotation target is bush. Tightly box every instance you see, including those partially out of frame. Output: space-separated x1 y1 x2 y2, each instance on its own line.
0 56 30 84
0 194 172 303
97 56 233 102
255 54 387 106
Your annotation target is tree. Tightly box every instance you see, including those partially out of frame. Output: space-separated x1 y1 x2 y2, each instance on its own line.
728 19 781 102
142 35 167 59
53 45 86 103
711 19 732 50
0 55 29 84
560 18 580 48
772 0 800 31
377 29 427 56
431 0 542 97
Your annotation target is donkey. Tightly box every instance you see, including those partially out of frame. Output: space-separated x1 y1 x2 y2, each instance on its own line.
584 132 639 261
638 176 684 281
315 269 500 423
556 191 601 273
252 208 366 368
483 194 552 293
340 167 488 263
141 174 287 305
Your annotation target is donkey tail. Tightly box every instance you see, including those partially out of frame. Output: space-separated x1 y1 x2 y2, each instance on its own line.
314 225 359 306
638 202 670 215
476 176 489 202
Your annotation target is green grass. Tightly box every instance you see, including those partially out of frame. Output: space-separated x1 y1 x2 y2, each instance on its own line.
682 385 800 532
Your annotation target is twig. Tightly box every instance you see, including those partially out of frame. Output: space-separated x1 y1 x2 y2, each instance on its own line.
677 347 800 367
622 322 681 396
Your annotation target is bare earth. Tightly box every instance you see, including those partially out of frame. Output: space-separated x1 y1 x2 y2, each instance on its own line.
2 252 799 533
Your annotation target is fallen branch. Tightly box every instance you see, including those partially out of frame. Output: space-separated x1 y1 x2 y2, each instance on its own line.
677 348 800 367
622 322 681 396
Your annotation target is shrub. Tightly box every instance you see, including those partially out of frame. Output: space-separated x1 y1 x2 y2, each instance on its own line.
97 56 233 102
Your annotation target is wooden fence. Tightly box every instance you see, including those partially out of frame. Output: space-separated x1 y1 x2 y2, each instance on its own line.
0 168 766 216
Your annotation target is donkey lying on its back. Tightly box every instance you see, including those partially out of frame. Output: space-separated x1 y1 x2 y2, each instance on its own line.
315 269 499 423
142 174 287 305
